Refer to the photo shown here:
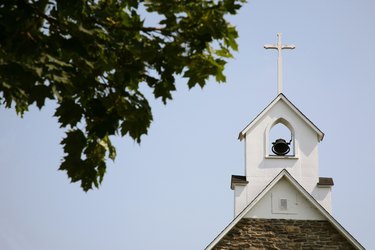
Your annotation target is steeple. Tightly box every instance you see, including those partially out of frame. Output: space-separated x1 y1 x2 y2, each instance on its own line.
206 33 364 250
231 34 332 217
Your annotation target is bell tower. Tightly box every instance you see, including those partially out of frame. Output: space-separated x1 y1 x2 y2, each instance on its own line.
206 34 364 250
231 34 333 216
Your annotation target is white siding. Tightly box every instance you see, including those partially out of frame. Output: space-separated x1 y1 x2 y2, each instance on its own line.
234 96 332 216
245 178 325 220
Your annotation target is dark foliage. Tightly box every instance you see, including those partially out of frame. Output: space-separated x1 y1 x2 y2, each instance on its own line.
0 0 245 191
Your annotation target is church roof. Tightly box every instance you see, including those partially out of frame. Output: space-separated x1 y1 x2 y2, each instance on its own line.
238 94 324 141
205 169 364 250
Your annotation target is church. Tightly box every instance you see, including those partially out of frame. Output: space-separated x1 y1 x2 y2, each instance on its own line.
205 34 364 250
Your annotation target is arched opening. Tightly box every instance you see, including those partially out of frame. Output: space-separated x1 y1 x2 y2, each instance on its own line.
268 120 295 156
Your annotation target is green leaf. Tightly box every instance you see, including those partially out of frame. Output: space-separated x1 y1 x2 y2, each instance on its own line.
0 0 246 191
61 129 87 157
30 85 53 109
54 99 83 128
224 26 239 51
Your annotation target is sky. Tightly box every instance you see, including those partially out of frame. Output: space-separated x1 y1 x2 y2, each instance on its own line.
1 0 375 249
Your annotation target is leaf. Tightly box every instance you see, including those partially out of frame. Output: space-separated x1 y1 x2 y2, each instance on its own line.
97 161 106 184
30 85 53 109
215 48 233 58
54 99 83 128
61 129 87 157
0 0 246 191
101 136 116 161
224 26 239 51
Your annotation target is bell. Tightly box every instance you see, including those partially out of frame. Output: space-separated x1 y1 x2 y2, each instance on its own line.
272 138 290 156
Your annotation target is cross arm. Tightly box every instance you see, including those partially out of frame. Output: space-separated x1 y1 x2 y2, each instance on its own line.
282 45 296 50
264 44 278 49
264 33 295 95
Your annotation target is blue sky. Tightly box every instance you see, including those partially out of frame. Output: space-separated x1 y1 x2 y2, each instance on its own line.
1 0 375 249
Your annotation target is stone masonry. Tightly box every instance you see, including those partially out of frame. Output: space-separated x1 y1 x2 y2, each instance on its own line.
212 218 356 250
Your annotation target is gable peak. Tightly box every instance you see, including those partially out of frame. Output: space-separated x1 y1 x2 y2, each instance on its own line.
238 94 324 141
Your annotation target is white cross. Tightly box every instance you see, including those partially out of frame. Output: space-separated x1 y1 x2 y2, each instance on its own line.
264 33 295 95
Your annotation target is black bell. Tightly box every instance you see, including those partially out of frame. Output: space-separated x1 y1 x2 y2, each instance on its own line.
272 138 290 156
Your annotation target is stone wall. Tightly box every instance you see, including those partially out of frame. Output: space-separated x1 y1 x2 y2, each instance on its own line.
212 218 356 250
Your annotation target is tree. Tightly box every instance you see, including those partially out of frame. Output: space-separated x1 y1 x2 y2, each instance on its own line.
0 0 245 191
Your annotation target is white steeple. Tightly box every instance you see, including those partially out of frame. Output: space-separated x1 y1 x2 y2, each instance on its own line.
206 33 364 250
231 35 333 217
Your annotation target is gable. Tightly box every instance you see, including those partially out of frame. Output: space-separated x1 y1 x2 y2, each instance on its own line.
238 94 324 141
245 177 325 220
205 170 364 250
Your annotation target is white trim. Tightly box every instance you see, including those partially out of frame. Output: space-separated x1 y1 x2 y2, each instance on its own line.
238 94 324 141
265 155 298 159
205 169 364 250
265 117 297 157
